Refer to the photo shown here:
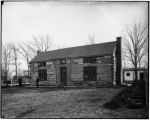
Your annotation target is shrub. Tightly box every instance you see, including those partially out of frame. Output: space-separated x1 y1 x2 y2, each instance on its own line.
103 100 122 110
103 80 146 110
103 93 124 110
132 80 146 97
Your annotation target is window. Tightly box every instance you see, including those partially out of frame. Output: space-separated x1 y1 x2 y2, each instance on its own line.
38 62 46 67
83 57 96 63
3 81 11 84
126 73 130 76
60 59 66 64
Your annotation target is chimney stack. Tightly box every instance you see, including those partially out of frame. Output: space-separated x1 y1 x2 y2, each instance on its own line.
115 37 122 86
37 50 41 55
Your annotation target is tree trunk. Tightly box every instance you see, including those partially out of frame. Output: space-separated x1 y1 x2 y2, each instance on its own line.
27 63 31 84
15 58 18 80
135 67 138 81
27 64 30 76
5 72 8 87
134 57 138 81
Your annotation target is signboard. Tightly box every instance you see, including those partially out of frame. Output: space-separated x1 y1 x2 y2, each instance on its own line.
97 60 102 64
47 71 55 74
46 61 53 65
73 58 83 64
46 61 54 68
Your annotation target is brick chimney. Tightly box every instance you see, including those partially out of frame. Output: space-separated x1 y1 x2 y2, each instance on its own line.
115 37 122 86
37 50 41 55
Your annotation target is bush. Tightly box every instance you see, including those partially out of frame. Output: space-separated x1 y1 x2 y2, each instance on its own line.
103 93 124 110
103 80 146 110
132 80 146 97
103 100 122 110
132 80 145 89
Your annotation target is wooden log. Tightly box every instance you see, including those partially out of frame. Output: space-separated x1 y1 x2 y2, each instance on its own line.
71 73 83 79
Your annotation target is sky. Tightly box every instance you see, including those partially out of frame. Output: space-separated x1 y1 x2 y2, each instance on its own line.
2 1 148 72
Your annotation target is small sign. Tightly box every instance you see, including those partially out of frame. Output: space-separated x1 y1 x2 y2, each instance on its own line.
97 60 102 63
74 58 83 64
47 71 55 74
46 61 53 65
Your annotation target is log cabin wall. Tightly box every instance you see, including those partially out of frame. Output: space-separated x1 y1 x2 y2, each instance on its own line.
30 55 113 86
96 56 113 86
46 61 57 85
69 58 84 85
30 63 38 86
30 61 58 86
68 55 113 86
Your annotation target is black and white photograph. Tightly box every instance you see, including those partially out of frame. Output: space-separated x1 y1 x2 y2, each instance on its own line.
1 0 149 119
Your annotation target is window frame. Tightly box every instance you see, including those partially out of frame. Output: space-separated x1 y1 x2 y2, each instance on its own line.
126 72 130 76
38 62 46 67
60 59 66 64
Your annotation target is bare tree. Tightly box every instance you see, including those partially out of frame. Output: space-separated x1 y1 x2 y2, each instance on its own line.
18 43 33 76
143 39 148 68
86 33 95 45
123 23 148 81
9 43 20 80
28 34 52 54
2 44 11 86
122 49 127 68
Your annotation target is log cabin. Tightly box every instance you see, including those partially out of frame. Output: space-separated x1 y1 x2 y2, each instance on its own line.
29 37 122 87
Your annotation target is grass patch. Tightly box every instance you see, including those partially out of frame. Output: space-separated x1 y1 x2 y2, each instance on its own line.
2 87 147 118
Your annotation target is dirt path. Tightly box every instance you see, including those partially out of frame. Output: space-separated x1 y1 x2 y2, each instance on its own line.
2 87 147 118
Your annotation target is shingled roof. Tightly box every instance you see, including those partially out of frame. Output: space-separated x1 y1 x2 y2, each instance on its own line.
29 41 116 63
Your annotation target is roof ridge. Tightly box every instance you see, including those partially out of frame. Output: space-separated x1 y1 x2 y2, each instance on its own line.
43 40 116 53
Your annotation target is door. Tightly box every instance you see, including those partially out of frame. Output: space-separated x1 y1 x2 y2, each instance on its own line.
84 66 96 81
140 72 144 80
38 69 47 81
60 67 67 86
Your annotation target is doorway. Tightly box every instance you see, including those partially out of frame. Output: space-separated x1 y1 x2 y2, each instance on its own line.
140 72 144 80
38 69 47 81
83 66 97 81
60 67 67 86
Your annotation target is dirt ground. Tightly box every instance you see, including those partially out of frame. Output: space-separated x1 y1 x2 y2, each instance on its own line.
2 87 148 118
